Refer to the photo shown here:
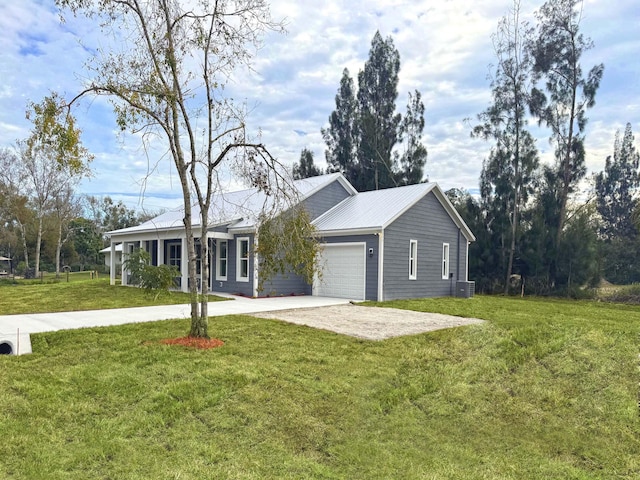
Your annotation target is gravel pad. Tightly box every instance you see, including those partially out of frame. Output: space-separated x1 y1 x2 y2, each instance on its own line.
251 304 484 340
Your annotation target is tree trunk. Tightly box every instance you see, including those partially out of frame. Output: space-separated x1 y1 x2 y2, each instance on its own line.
55 221 62 278
16 221 29 269
35 215 43 276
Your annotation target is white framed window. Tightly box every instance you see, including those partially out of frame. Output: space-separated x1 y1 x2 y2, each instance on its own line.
236 237 250 282
167 241 181 269
442 243 450 280
216 240 228 281
409 239 418 280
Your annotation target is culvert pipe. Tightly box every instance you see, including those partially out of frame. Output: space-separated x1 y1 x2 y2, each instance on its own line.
0 332 32 355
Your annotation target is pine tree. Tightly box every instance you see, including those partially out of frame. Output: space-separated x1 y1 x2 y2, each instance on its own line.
595 123 640 240
322 68 357 181
473 0 539 293
292 148 321 180
356 31 401 191
397 90 427 186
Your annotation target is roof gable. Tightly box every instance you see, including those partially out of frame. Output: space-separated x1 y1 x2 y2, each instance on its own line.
313 182 475 242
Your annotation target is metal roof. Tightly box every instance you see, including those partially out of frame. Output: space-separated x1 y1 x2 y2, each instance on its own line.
313 182 476 242
108 173 352 237
313 182 436 232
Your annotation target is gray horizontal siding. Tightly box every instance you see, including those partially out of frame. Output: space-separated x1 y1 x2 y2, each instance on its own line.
303 180 352 220
383 192 468 300
260 271 311 297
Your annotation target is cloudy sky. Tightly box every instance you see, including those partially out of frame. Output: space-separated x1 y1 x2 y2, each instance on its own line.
1 0 638 213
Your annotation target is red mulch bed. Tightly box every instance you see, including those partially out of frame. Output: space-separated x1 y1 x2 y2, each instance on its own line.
160 336 224 349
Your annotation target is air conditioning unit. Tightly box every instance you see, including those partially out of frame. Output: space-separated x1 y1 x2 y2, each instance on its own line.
0 332 32 355
456 281 475 298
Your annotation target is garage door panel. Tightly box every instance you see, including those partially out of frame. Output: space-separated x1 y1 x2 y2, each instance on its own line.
315 243 365 300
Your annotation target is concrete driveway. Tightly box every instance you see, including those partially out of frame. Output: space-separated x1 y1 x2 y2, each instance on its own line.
0 294 351 335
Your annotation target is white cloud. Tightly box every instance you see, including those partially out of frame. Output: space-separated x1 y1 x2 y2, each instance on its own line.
0 0 638 210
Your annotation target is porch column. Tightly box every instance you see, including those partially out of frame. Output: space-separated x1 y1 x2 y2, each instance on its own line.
110 241 116 285
157 239 164 267
121 242 128 286
181 236 188 293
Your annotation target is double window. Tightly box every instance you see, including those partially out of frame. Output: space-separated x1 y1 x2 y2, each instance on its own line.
237 237 250 282
409 240 418 280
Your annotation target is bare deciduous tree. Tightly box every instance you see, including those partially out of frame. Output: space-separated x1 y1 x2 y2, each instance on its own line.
58 0 319 338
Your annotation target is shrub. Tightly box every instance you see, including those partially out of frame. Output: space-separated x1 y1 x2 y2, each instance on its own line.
122 249 179 299
597 284 640 304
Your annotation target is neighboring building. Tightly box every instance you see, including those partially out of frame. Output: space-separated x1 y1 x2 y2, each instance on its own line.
107 173 475 301
100 243 123 271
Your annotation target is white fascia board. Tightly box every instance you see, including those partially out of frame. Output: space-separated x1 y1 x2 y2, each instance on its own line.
206 231 234 240
334 174 359 196
110 227 204 243
315 227 381 237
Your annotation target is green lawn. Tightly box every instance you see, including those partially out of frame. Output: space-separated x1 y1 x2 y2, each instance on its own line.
0 278 228 314
1 296 639 479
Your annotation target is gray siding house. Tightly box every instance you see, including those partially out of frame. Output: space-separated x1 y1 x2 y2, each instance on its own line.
107 173 475 301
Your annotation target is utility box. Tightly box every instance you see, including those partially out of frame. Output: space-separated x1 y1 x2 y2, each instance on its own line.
456 281 475 298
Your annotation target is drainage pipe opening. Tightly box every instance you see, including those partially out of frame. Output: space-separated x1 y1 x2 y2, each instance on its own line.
0 341 14 355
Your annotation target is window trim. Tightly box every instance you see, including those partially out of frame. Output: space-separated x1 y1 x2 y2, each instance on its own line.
236 237 250 282
409 239 418 280
442 243 450 280
216 240 228 281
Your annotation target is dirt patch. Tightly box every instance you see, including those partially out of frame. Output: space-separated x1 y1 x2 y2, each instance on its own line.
251 304 484 340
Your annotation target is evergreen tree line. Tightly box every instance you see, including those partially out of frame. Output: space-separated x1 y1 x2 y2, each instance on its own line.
295 0 639 295
448 0 639 295
293 31 428 191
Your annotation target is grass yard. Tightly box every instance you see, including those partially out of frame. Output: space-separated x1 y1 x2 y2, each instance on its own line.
0 278 228 314
1 296 639 479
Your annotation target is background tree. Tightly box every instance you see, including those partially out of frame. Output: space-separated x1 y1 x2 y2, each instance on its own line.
322 68 358 179
595 123 640 283
323 32 427 192
59 0 316 339
529 0 604 283
21 93 92 275
473 0 539 294
85 195 155 237
397 90 427 186
595 123 639 240
357 31 401 191
292 148 321 179
52 185 82 277
70 217 103 271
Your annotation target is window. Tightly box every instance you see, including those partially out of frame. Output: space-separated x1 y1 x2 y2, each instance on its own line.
442 243 450 279
409 240 418 280
195 239 202 275
236 237 250 282
167 241 181 269
216 240 228 280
